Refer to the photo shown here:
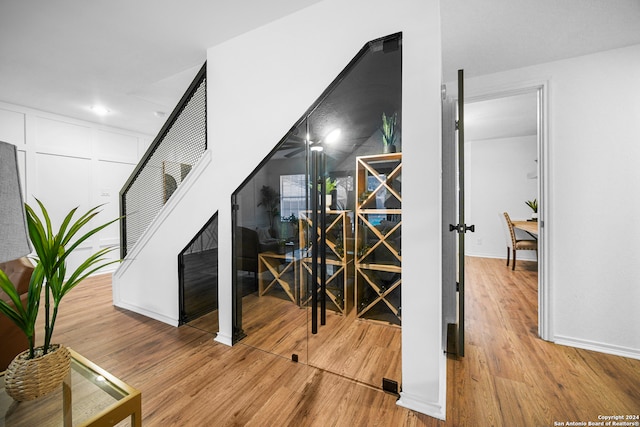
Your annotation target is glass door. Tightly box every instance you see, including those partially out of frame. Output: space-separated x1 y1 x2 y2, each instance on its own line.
303 139 402 390
302 34 402 389
231 118 310 362
232 33 402 391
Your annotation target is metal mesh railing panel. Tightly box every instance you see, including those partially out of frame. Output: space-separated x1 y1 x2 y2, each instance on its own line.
122 72 206 256
180 213 218 323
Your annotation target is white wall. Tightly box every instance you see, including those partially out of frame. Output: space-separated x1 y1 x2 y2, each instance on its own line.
462 44 640 360
113 0 446 419
465 135 537 259
0 101 151 274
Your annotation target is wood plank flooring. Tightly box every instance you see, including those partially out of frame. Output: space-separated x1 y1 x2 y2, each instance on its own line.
449 257 640 426
27 257 640 426
239 290 402 387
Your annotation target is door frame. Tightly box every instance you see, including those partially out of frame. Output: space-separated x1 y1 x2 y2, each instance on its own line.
455 80 551 341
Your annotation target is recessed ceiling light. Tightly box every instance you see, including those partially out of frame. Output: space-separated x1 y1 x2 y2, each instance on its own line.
90 105 110 116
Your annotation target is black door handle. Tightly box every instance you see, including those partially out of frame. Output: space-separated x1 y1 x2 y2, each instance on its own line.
449 224 475 233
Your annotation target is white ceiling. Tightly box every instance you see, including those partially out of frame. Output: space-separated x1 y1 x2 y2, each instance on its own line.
445 0 640 141
465 91 538 142
441 0 640 82
0 0 322 135
1 0 639 137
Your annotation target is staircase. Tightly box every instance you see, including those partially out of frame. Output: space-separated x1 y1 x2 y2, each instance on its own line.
113 63 214 326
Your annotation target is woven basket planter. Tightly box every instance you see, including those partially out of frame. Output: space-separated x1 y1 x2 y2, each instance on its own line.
4 344 71 402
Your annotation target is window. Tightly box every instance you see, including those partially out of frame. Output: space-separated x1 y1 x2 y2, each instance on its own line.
280 174 306 220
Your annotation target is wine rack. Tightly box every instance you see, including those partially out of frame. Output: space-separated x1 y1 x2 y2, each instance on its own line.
355 153 402 325
299 210 354 314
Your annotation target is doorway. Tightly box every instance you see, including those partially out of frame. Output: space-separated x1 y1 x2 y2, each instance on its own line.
465 91 539 263
444 82 548 352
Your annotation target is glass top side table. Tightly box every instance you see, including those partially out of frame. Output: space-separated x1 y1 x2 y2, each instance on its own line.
1 348 141 427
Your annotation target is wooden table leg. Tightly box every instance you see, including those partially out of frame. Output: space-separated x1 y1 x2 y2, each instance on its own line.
131 393 142 427
63 369 72 427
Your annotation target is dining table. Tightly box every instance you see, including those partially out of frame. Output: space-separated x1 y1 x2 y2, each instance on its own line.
512 220 539 239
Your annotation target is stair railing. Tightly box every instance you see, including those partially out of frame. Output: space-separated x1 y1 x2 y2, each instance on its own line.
120 63 207 258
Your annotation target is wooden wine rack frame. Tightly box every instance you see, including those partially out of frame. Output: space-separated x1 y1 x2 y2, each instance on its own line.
299 210 354 314
355 153 402 325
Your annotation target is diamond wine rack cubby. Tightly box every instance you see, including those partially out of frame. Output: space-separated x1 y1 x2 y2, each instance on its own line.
299 210 354 314
355 153 402 326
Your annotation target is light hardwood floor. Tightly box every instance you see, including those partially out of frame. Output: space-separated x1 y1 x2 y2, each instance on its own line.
238 290 402 388
33 257 639 426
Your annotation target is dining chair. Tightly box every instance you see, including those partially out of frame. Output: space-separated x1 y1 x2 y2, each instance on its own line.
502 212 537 270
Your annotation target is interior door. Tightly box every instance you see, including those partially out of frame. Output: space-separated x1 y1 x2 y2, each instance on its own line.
442 86 458 353
444 69 471 357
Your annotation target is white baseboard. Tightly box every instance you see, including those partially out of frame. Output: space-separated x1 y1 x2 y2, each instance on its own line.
397 393 445 420
465 252 537 261
214 333 233 347
554 335 640 361
88 265 118 277
113 300 179 327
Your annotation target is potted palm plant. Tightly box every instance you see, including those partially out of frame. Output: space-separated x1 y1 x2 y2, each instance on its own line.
381 112 399 153
257 185 280 236
310 177 337 210
525 198 538 220
0 199 119 401
324 177 337 210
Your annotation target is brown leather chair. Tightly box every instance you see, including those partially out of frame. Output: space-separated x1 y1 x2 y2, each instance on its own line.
503 212 537 270
0 257 35 370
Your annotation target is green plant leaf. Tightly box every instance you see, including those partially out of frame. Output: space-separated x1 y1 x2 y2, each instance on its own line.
381 112 398 146
54 216 119 272
525 198 538 212
23 200 121 351
60 205 104 247
0 299 26 331
24 264 44 332
25 203 50 268
0 269 24 314
0 266 42 340
59 247 117 298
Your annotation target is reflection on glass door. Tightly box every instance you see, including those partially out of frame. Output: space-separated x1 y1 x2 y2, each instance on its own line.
231 118 310 361
231 33 402 391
